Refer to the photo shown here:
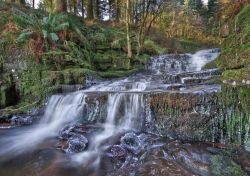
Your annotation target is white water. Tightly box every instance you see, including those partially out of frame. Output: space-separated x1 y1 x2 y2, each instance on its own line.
73 92 144 165
149 48 220 74
189 49 220 71
0 49 220 164
0 92 86 157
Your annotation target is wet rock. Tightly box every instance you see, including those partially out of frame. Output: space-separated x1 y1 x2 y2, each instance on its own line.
121 133 142 155
172 145 212 176
27 107 44 117
0 115 12 123
182 77 210 85
136 158 192 176
10 115 32 125
59 125 75 139
206 147 221 154
245 141 250 152
236 151 250 174
110 145 127 158
67 135 88 153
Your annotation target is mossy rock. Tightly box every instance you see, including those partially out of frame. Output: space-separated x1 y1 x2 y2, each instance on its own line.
202 60 218 70
93 51 130 71
239 86 250 113
209 155 246 176
62 68 86 84
133 54 150 65
62 71 75 85
97 68 140 79
46 71 64 85
222 69 248 81
144 39 166 55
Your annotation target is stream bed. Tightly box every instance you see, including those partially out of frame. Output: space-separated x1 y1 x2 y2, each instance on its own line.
0 49 249 176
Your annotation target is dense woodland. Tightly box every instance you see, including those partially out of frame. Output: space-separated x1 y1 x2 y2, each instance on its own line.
0 0 249 111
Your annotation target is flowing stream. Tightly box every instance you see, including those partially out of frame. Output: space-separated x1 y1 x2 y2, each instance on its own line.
0 49 250 176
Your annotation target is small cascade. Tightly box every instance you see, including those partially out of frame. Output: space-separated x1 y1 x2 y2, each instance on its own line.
73 92 145 166
0 92 87 156
189 49 220 71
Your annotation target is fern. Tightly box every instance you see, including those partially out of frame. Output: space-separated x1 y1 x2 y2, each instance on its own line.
66 41 91 68
55 22 69 31
16 31 34 43
49 32 59 42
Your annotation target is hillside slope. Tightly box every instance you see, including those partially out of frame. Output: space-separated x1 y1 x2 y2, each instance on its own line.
217 4 250 83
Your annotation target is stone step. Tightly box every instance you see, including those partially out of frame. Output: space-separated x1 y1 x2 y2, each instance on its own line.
163 69 222 84
181 77 212 85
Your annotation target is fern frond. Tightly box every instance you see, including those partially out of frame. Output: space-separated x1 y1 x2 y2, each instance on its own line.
49 33 59 42
16 31 34 43
54 22 69 31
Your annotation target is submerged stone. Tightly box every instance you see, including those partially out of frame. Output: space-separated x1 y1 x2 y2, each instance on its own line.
10 115 32 126
120 133 142 155
67 135 88 153
110 145 127 158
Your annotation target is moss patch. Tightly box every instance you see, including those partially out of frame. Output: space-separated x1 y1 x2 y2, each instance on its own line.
222 69 248 81
209 155 246 176
217 5 250 80
202 60 218 70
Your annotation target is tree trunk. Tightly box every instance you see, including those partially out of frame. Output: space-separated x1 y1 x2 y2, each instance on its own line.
19 0 25 5
73 0 78 15
87 0 94 20
33 0 35 8
55 0 67 13
95 0 100 20
8 0 26 5
115 0 120 23
137 1 150 55
126 0 132 59
81 0 85 17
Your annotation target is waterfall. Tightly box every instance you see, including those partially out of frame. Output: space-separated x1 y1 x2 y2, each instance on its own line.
73 92 145 165
189 49 220 71
0 92 87 157
0 48 228 162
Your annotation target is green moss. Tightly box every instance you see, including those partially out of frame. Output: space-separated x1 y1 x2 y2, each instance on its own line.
0 86 7 107
236 5 250 42
202 60 218 70
97 68 141 78
218 4 250 78
209 155 246 176
93 51 131 71
222 69 248 81
0 101 40 116
133 54 150 65
144 39 166 55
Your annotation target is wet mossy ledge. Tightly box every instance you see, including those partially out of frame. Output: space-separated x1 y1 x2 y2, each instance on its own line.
148 85 250 146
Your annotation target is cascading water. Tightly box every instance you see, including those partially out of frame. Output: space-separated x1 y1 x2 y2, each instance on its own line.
0 49 221 158
0 92 86 157
73 92 144 166
1 48 249 176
